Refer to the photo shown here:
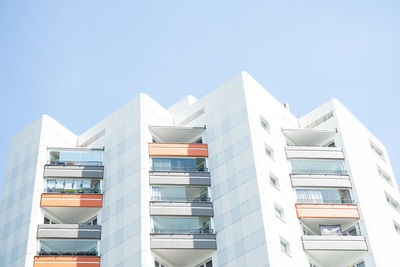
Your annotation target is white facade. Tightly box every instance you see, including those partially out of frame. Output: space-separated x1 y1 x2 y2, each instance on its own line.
0 72 399 267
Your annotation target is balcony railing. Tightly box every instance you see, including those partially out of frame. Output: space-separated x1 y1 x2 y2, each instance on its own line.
291 169 347 175
48 160 102 166
151 196 211 202
297 199 355 204
151 166 208 172
152 228 214 234
44 188 101 194
37 251 98 256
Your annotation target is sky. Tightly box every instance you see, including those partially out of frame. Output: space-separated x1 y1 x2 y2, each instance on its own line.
0 0 399 198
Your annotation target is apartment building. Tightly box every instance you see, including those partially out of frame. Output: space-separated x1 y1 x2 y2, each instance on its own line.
0 72 399 267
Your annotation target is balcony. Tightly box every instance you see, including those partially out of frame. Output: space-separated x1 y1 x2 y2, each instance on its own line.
150 202 213 216
149 143 208 157
34 256 100 267
302 235 368 267
44 165 104 179
286 146 344 160
37 224 101 239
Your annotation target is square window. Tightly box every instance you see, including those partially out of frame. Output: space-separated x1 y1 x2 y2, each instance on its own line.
270 173 279 189
378 166 392 185
385 192 400 213
370 141 385 160
352 261 365 267
274 204 284 221
260 117 270 133
265 144 274 160
394 221 400 234
280 238 290 255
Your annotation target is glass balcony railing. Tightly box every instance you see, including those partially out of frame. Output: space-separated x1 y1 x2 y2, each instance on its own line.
296 189 353 204
151 158 207 172
49 160 103 166
296 198 355 204
292 169 347 175
49 150 103 166
45 179 101 194
151 186 210 202
153 216 212 234
151 166 208 172
152 228 214 234
151 196 211 202
38 239 98 256
290 159 347 175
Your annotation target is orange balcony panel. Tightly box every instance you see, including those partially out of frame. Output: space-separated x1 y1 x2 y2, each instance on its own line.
40 194 103 208
34 256 100 267
149 143 208 157
295 204 360 219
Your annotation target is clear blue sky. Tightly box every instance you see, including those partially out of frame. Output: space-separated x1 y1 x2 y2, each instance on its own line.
1 0 400 198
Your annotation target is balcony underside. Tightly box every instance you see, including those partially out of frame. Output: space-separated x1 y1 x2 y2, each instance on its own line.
42 206 100 224
303 236 368 267
149 126 206 143
282 129 337 146
37 224 101 239
153 249 215 267
150 202 213 216
44 165 104 179
149 171 211 186
34 256 100 267
151 233 216 267
290 174 351 188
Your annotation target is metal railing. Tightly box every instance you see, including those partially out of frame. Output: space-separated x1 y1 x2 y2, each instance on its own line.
48 160 103 166
44 188 101 194
37 250 98 256
152 228 214 234
151 196 211 202
297 198 355 204
291 169 347 175
151 166 208 172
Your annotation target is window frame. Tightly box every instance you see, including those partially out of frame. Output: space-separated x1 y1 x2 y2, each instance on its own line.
280 237 291 256
260 116 270 134
265 144 274 160
269 172 280 190
370 141 385 161
274 204 285 222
